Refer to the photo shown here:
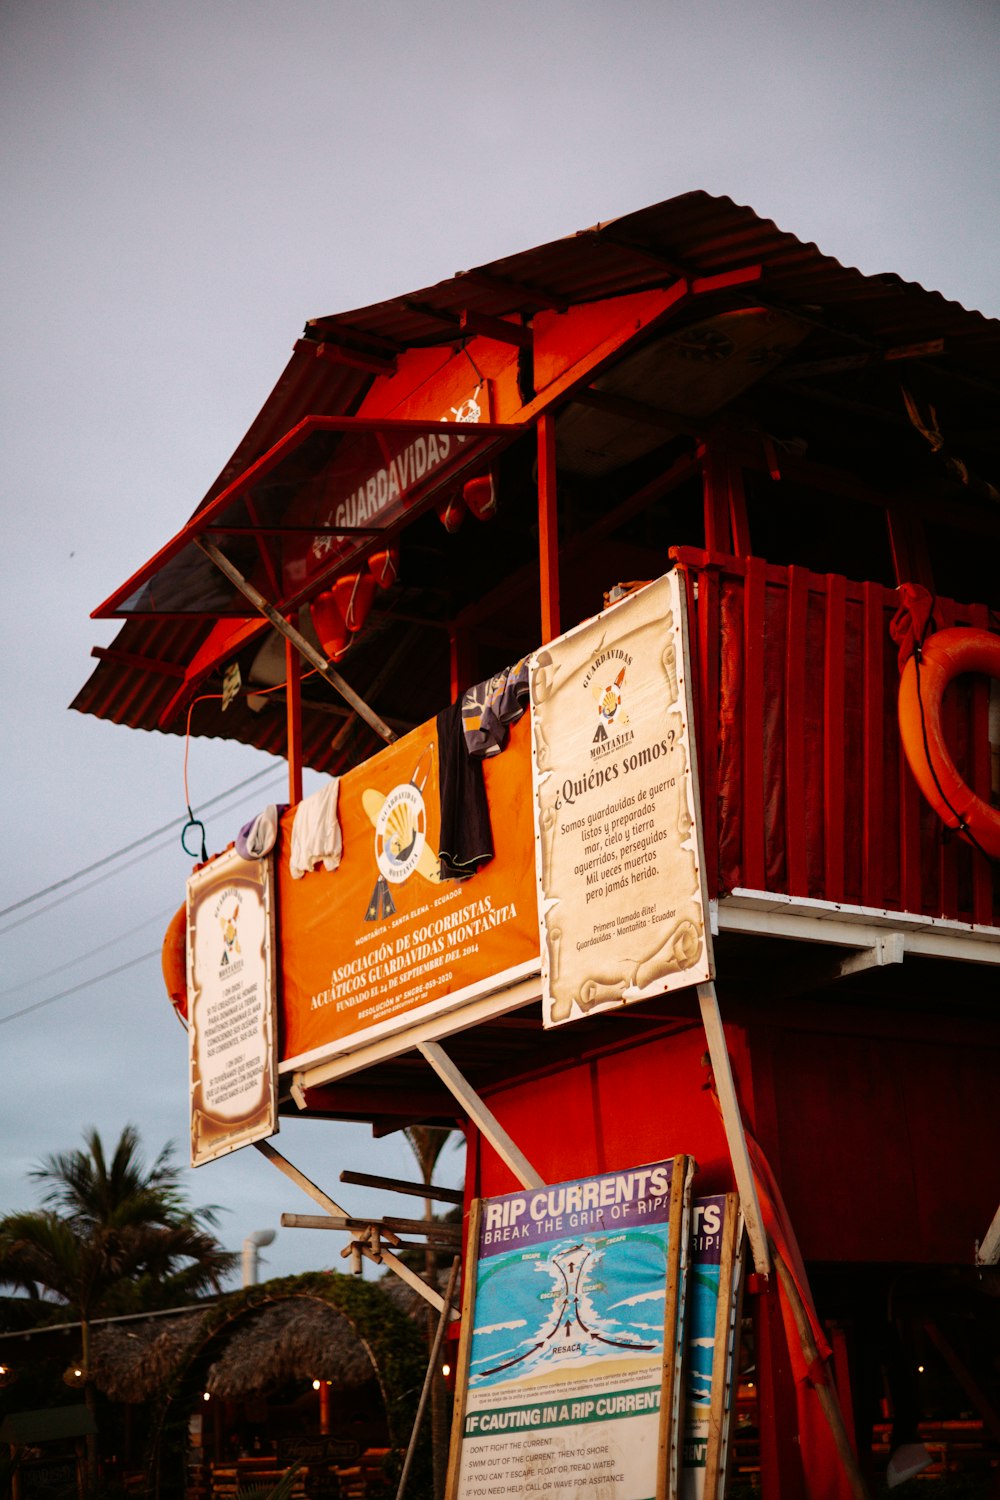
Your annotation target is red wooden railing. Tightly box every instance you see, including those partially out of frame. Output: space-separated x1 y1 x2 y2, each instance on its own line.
671 547 997 926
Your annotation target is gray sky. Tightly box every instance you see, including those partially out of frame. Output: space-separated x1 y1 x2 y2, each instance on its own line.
2 0 998 1286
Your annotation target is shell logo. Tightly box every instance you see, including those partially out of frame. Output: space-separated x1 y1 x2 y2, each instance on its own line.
596 667 628 725
374 783 427 885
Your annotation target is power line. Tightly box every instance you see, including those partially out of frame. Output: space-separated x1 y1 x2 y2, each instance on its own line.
0 769 286 937
0 912 170 1002
0 764 282 921
0 950 161 1028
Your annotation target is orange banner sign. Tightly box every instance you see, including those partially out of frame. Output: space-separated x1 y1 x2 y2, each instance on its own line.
278 711 540 1072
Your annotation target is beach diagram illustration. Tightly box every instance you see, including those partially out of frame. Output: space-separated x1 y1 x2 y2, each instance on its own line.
470 1226 670 1391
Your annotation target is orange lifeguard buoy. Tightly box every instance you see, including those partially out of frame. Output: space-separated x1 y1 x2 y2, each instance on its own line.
161 904 189 1022
898 626 1000 859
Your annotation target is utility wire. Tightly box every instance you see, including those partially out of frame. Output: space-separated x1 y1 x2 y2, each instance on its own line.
0 764 281 921
0 950 161 1028
0 912 170 1001
0 769 286 937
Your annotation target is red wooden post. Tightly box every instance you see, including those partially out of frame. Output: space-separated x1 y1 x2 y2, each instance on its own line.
969 601 994 925
701 440 732 556
675 549 722 896
899 725 925 915
537 413 560 644
823 575 847 902
861 582 885 908
754 1285 809 1500
937 597 960 916
285 635 304 804
784 566 810 897
449 629 476 705
742 557 767 890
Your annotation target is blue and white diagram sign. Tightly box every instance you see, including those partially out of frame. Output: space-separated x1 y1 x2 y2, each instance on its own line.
451 1160 691 1500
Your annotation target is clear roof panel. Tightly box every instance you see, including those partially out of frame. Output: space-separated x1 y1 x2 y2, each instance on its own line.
101 417 515 618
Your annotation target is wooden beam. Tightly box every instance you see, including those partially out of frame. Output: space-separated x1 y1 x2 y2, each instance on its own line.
301 323 401 356
459 310 532 349
455 266 566 311
537 412 560 645
570 386 686 433
340 1169 464 1205
285 636 303 804
696 981 770 1276
253 1140 456 1317
396 1257 461 1500
194 537 396 745
90 646 186 678
417 1041 545 1190
401 299 462 331
281 1213 461 1241
513 279 691 426
314 341 397 377
977 1202 1000 1265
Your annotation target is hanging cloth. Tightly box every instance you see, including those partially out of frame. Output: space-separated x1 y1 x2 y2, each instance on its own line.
460 656 530 758
235 804 284 860
437 699 494 880
289 780 343 879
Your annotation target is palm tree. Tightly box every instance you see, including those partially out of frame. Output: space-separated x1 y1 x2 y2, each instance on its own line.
0 1124 237 1486
403 1126 453 1500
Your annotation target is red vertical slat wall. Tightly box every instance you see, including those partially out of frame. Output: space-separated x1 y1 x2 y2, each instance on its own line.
676 548 996 925
968 601 995 925
934 595 959 914
784 566 810 896
683 561 718 898
742 557 768 890
861 581 885 906
822 573 847 904
898 675 925 916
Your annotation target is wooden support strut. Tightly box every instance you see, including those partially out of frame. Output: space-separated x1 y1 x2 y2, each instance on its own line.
417 1041 545 1190
285 635 303 804
696 981 771 1276
537 413 560 645
395 1256 461 1500
281 1213 461 1242
339 1169 464 1205
194 537 396 746
977 1201 1000 1265
252 1140 456 1318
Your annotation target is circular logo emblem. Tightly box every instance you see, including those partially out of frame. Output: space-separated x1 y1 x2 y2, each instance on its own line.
375 783 427 884
598 680 623 723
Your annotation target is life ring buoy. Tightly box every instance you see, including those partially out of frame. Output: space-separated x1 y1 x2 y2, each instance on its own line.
898 626 1000 859
161 904 189 1022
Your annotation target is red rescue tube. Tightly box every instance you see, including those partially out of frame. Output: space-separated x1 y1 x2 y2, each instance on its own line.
898 626 1000 859
332 571 377 632
161 904 188 1022
310 589 351 661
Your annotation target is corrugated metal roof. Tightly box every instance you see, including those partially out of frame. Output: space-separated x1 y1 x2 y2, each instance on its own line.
73 189 1000 764
310 189 997 363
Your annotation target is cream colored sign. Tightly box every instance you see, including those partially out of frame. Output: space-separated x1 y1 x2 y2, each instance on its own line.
188 848 278 1165
530 574 713 1027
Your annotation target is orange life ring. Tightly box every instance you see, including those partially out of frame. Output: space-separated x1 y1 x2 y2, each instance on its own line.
161 904 189 1022
898 626 1000 859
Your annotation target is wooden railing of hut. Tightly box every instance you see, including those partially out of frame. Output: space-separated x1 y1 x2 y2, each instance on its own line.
671 546 998 926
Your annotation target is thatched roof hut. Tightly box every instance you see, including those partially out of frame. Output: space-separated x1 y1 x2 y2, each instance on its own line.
89 1309 203 1403
88 1277 405 1404
203 1298 376 1397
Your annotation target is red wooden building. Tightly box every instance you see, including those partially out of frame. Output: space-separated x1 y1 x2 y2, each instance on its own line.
74 192 1000 1495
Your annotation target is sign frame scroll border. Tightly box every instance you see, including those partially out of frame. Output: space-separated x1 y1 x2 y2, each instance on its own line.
187 847 278 1167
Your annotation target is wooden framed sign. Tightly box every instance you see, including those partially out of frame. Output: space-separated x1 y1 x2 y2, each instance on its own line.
446 1157 694 1500
529 573 713 1028
680 1195 744 1500
187 848 278 1166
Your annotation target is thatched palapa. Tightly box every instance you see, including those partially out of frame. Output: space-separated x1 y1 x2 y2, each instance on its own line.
88 1286 389 1404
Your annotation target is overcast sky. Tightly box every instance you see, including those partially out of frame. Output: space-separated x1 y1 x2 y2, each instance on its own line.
2 0 998 1288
